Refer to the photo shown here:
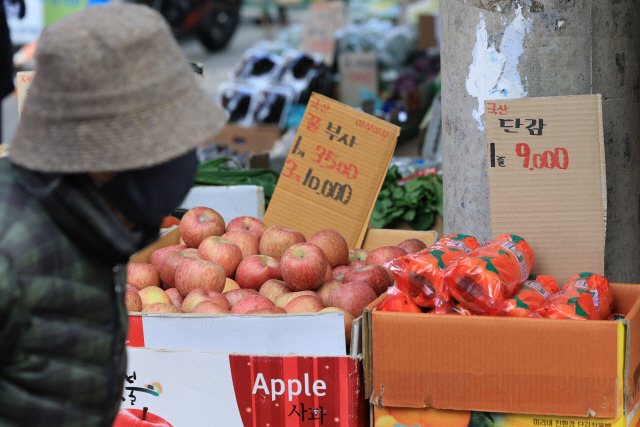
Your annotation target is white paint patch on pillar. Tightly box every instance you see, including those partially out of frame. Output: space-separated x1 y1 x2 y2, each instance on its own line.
465 5 530 131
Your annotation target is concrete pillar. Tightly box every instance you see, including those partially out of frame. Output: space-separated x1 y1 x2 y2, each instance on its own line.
441 0 640 282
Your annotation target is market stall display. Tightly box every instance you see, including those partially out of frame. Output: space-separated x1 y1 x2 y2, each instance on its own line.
7 1 635 425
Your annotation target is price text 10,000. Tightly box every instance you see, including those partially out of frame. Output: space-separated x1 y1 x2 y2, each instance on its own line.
282 159 353 205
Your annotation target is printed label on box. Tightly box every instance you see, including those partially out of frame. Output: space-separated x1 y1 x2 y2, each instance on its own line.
125 315 145 348
116 348 363 426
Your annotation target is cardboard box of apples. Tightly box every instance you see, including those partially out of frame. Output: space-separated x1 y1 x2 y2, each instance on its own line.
118 207 437 427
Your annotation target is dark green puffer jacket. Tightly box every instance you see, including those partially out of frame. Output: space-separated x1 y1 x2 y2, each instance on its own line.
0 158 152 426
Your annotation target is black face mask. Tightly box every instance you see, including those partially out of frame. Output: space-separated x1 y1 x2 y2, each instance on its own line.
100 150 198 229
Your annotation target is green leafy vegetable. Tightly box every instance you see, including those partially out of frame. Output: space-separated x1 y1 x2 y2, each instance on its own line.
194 157 281 206
370 165 443 230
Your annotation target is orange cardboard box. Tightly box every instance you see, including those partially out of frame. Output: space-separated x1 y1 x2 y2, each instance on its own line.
361 95 640 424
363 92 639 419
364 283 640 420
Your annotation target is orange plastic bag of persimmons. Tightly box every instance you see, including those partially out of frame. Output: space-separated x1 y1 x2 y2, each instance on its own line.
533 272 613 320
441 234 535 315
499 274 559 317
429 301 474 315
386 234 480 309
377 285 423 313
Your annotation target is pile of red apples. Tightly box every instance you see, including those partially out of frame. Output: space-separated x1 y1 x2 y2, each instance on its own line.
126 206 427 342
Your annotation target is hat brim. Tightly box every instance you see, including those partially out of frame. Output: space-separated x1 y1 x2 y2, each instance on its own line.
10 78 229 173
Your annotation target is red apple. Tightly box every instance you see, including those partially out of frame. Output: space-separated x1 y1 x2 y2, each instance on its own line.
231 295 275 314
224 288 260 308
113 407 173 427
327 280 377 317
174 257 226 297
165 287 184 310
182 288 229 313
280 243 329 291
149 244 187 268
221 230 260 259
225 216 267 242
180 206 225 248
350 260 367 269
191 301 230 314
315 279 343 306
158 248 200 288
320 306 355 346
343 264 393 296
126 262 161 289
126 282 140 291
246 306 287 315
348 248 368 268
397 238 428 254
143 302 183 313
234 254 282 291
275 290 320 308
259 278 291 303
198 236 243 277
138 286 172 310
125 283 142 312
259 226 306 260
366 245 407 266
284 294 325 313
323 262 332 282
332 265 353 280
307 229 349 268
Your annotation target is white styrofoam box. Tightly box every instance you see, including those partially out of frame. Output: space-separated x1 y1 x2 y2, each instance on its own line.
127 311 348 357
180 185 265 222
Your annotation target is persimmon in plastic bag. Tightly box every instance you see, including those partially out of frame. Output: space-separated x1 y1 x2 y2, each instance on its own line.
377 286 423 313
535 272 613 320
500 274 559 317
429 301 473 316
386 234 481 308
442 234 535 315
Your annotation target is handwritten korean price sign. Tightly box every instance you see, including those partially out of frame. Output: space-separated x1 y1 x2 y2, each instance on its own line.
264 92 400 248
299 1 345 66
16 70 34 118
486 95 606 284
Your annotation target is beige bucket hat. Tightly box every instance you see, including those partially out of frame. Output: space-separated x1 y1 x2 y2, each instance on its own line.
9 3 228 173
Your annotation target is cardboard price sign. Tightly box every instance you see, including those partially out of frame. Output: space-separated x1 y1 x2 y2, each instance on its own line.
299 1 345 66
16 70 34 118
338 51 378 107
486 94 606 284
264 93 400 248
